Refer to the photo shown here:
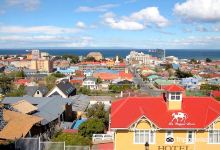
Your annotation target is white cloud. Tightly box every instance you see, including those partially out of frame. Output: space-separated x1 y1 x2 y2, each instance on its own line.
104 15 145 30
76 21 86 29
0 25 81 35
103 7 169 30
174 0 220 23
130 7 169 27
6 0 40 11
0 35 94 48
76 4 118 12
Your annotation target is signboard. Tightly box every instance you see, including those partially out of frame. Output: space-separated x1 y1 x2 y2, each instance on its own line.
158 146 189 150
168 112 195 127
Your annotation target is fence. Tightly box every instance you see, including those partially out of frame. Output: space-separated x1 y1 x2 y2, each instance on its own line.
92 134 114 144
186 90 210 97
14 137 90 150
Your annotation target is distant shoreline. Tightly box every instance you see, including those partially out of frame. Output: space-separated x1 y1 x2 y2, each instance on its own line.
0 49 220 60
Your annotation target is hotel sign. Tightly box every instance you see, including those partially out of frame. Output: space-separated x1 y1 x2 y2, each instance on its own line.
158 146 189 150
168 112 195 126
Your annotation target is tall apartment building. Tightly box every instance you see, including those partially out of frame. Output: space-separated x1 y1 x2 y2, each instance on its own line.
31 50 41 60
15 50 53 73
30 60 53 73
126 51 152 65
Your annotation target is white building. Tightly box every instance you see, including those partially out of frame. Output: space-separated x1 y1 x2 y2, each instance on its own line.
82 78 97 90
126 51 153 65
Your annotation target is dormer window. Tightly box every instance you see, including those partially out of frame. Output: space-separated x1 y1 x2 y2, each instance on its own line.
170 92 181 100
163 85 185 110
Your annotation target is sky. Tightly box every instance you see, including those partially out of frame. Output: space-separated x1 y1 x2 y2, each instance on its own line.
0 0 220 49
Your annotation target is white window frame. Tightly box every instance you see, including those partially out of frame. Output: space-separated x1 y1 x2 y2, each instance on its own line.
208 130 220 144
186 131 195 144
170 92 181 101
133 130 155 144
165 130 174 144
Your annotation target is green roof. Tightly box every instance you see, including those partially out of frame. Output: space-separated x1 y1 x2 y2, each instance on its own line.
154 79 175 85
147 74 160 80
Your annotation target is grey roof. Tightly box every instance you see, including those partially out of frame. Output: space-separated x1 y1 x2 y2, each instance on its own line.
2 95 90 125
2 96 72 125
70 94 90 112
84 77 97 82
23 69 37 73
88 96 113 102
57 80 76 96
26 74 48 78
25 86 49 96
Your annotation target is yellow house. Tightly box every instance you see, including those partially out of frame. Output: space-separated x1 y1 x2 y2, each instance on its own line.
111 85 220 150
106 60 115 67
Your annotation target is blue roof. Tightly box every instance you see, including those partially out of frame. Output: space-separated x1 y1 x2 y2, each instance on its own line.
72 119 87 129
57 66 79 73
172 63 180 70
94 69 119 74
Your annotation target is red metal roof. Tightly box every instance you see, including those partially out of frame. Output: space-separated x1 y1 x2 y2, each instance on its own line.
14 79 31 85
63 129 78 133
212 90 220 98
119 71 133 80
111 96 220 129
162 84 185 92
93 143 114 150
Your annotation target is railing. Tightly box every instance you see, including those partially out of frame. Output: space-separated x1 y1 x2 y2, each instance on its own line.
15 137 90 150
92 134 114 143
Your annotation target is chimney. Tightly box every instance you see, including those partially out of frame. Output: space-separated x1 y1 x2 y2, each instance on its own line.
65 103 74 121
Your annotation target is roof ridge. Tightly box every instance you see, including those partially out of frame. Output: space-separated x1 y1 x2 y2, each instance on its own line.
111 97 130 117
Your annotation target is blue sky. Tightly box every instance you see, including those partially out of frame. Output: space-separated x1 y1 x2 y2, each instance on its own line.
0 0 220 49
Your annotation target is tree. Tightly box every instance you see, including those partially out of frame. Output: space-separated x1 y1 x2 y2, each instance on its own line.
87 103 109 128
175 69 193 78
190 58 197 64
206 58 212 63
96 77 102 84
78 87 91 95
165 64 172 70
109 84 136 93
200 84 220 91
45 75 57 90
84 56 96 62
7 85 25 97
0 75 13 95
52 132 91 146
79 118 105 138
9 71 26 78
15 70 26 78
62 55 79 64
52 72 65 78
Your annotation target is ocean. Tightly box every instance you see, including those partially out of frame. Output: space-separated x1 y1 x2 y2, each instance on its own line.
0 49 220 60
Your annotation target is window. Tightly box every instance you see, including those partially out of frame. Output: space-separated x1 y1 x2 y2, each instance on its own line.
209 130 220 144
187 131 195 144
170 92 181 100
134 130 155 144
165 131 174 144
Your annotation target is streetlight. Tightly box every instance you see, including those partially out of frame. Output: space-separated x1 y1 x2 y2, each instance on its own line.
145 142 149 150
